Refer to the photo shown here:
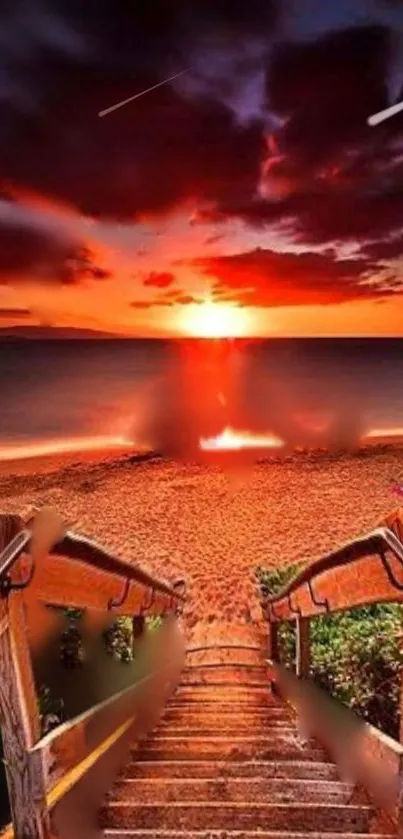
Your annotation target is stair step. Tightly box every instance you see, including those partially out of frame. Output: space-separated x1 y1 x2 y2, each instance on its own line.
155 726 298 737
186 646 268 667
100 802 373 832
104 832 394 839
145 733 316 748
110 777 355 804
121 760 340 781
165 702 289 716
161 717 294 731
178 681 270 690
181 665 268 685
163 706 292 720
132 742 327 762
138 733 316 747
173 687 273 705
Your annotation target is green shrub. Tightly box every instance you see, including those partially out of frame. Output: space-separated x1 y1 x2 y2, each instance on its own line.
256 565 403 739
103 616 133 663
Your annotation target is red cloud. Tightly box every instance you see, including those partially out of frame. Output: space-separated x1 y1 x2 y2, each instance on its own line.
187 246 395 307
143 271 176 289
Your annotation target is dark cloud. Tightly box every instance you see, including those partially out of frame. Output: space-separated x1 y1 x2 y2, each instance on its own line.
199 24 403 260
0 307 32 319
361 234 403 262
0 0 268 221
130 286 203 307
0 1 403 304
0 214 111 283
187 246 398 306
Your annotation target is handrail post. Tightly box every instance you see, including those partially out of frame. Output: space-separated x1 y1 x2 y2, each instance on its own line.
132 614 146 643
268 621 279 662
0 587 51 838
296 616 310 679
397 630 403 748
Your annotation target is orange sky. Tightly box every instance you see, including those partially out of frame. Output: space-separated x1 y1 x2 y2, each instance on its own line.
1 194 403 338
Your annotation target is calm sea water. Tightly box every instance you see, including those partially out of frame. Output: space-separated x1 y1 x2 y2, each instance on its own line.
1 338 403 455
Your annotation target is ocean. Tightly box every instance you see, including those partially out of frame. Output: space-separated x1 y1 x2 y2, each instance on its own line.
1 338 403 459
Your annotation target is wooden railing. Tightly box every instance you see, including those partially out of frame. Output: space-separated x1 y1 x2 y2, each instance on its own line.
261 507 403 828
0 508 186 839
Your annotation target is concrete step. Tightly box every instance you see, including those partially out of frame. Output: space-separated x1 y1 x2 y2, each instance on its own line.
104 832 394 839
180 665 268 685
100 801 374 832
109 777 355 804
161 716 294 731
145 732 316 749
178 681 270 691
173 686 273 705
121 760 340 781
155 726 298 738
163 698 295 720
132 738 327 762
163 706 293 722
186 646 268 667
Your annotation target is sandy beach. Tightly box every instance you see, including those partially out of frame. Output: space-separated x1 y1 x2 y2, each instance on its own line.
0 442 403 627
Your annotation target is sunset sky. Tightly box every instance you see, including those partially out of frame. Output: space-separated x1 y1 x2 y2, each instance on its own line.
1 0 403 337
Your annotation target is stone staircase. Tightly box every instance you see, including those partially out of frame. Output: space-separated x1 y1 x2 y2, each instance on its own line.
100 654 395 839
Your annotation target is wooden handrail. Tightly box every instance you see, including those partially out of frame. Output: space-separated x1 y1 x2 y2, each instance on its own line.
263 511 403 834
0 524 184 603
52 532 183 600
0 511 187 839
32 654 182 811
261 526 403 623
267 658 403 823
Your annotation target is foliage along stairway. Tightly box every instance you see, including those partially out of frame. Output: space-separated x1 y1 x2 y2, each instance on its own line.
100 648 395 839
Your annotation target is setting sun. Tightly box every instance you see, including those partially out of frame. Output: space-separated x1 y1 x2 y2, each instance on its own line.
178 301 251 338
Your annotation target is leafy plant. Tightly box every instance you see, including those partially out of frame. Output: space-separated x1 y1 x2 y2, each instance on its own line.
103 616 133 663
256 565 403 739
37 685 65 734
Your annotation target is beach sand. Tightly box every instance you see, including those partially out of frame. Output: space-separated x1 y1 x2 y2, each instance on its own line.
0 443 403 627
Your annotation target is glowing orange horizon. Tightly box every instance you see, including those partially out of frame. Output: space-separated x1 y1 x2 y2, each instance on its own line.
199 426 285 451
0 435 135 462
176 301 253 338
0 424 402 465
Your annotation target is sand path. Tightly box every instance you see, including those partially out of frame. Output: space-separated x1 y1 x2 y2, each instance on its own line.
0 446 402 628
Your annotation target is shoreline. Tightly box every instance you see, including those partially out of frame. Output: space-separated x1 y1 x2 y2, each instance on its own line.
0 433 402 478
0 435 403 625
0 446 137 477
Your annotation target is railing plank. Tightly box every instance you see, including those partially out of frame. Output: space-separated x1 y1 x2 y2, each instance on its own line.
35 685 139 797
31 631 184 803
0 510 185 839
21 553 170 616
264 549 403 622
0 593 50 839
267 658 403 822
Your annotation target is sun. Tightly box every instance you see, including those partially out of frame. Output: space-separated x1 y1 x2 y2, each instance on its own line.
178 301 250 338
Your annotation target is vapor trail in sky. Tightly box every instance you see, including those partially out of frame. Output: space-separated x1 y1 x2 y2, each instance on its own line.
98 68 191 117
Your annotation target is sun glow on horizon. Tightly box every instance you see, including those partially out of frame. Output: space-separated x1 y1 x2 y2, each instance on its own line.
199 426 285 451
178 300 252 338
0 435 136 462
